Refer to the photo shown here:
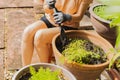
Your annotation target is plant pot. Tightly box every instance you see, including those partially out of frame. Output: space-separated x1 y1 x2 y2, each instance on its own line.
107 69 120 80
52 30 114 80
12 63 76 80
89 4 117 46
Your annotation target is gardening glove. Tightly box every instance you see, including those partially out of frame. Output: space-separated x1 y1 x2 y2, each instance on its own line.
53 11 72 24
46 0 56 9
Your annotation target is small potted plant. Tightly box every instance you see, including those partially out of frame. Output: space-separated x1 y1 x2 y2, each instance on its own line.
12 63 76 80
52 30 114 80
107 37 120 80
108 52 120 80
89 0 120 79
89 0 120 46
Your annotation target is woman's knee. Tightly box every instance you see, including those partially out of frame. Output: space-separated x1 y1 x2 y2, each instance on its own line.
34 30 47 47
22 21 46 42
22 26 34 42
34 27 59 47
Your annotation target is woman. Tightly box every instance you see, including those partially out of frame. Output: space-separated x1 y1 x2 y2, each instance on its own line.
21 0 93 66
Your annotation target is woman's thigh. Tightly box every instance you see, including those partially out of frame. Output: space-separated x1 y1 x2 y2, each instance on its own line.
22 20 48 42
34 27 60 44
24 20 47 35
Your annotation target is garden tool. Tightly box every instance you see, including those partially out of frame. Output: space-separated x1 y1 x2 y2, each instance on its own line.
50 1 67 46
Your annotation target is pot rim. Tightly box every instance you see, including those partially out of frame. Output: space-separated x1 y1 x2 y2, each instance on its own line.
89 4 111 24
12 63 77 80
52 30 114 69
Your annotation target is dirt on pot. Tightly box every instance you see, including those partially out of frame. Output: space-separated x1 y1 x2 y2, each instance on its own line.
19 73 31 80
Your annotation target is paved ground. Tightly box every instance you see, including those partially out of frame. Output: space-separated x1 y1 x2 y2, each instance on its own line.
0 0 112 80
0 0 37 80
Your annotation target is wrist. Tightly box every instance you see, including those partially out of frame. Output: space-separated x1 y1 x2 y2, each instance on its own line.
64 14 72 22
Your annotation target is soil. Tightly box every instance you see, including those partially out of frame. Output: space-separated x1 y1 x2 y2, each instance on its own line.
19 73 31 80
57 38 107 65
19 72 67 80
114 60 120 72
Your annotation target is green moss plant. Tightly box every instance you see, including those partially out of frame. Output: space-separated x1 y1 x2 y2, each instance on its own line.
29 66 61 80
95 0 120 70
62 39 107 65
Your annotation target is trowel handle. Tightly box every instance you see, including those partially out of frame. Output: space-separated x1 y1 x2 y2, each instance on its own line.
53 8 61 26
52 2 67 46
53 8 58 13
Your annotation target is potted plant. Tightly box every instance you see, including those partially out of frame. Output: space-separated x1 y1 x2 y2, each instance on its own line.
52 30 114 80
12 63 76 80
89 1 120 46
89 0 120 79
107 53 120 80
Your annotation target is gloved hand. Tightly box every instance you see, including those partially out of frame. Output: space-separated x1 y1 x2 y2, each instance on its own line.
46 0 56 9
53 11 72 24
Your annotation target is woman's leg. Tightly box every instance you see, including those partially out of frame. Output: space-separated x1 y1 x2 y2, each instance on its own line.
21 20 47 66
34 27 60 63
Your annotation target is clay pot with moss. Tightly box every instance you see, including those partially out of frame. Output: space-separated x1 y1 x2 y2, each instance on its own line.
89 1 120 79
52 30 114 80
12 63 76 80
89 4 117 46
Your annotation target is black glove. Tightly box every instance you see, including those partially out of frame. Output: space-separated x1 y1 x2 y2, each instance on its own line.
53 11 72 24
46 0 56 9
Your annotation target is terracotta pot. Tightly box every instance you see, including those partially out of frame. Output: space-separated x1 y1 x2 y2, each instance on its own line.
89 4 117 46
107 69 120 80
52 30 114 80
12 63 76 80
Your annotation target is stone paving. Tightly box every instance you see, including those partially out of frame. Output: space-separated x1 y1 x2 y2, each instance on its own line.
0 9 5 48
6 8 36 69
0 0 112 80
0 0 33 8
0 0 37 80
0 50 4 80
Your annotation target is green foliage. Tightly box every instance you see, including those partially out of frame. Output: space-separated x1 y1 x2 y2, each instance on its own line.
98 0 120 6
29 66 61 80
94 5 116 21
62 39 107 64
94 5 120 28
95 0 120 69
109 52 120 69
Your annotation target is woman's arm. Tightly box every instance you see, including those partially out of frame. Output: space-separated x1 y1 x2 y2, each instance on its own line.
71 0 93 22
